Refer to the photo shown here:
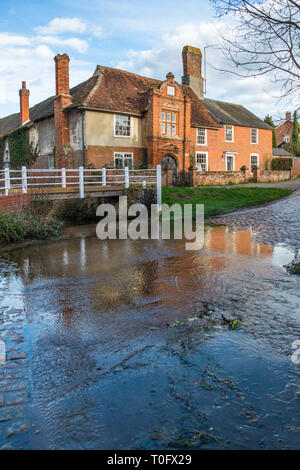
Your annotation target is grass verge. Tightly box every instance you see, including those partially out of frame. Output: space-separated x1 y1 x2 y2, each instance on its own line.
162 187 292 218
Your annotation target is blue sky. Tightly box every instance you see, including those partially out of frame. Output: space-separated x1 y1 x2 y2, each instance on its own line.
0 0 291 122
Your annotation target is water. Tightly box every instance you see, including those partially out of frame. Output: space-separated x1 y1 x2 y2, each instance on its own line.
0 214 300 449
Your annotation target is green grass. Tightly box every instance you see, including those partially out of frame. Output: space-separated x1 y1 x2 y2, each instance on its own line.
162 187 292 218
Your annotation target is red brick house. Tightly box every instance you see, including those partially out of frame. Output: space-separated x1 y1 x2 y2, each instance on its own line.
275 112 300 148
0 45 272 181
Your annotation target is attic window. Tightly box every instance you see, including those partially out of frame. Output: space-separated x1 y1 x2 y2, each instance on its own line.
284 136 290 142
115 114 132 137
167 86 175 96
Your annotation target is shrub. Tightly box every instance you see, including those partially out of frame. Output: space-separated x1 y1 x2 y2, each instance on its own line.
0 212 27 243
271 158 293 171
0 211 63 244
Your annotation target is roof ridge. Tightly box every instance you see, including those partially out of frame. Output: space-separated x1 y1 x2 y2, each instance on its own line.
82 74 103 107
96 65 161 84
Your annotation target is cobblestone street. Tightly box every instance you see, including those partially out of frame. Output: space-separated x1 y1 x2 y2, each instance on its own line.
209 190 300 250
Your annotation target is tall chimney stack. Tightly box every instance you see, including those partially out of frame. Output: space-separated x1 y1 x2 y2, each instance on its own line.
182 45 204 99
53 53 72 168
54 53 70 96
19 81 30 125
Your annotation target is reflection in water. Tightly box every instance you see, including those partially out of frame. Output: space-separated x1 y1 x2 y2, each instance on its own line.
0 223 299 450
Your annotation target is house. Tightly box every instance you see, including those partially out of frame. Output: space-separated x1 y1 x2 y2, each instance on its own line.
275 112 300 148
0 46 273 181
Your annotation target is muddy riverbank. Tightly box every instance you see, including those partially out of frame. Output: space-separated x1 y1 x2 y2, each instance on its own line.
0 193 299 450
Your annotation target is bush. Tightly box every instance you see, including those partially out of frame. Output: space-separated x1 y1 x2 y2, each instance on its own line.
271 158 293 171
0 212 27 243
0 211 63 244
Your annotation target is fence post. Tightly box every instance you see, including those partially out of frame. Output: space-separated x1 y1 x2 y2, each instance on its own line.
62 168 67 188
4 167 10 196
79 166 84 199
102 168 107 187
21 166 27 194
156 165 162 210
125 166 130 189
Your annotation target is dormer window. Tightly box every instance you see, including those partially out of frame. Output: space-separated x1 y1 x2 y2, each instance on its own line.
115 114 132 137
167 86 175 96
161 112 177 135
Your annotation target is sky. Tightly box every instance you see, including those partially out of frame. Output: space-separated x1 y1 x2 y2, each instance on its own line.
0 0 292 123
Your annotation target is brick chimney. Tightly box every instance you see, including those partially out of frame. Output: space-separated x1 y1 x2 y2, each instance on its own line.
286 111 291 121
182 45 204 99
55 53 70 95
54 53 72 168
19 81 30 125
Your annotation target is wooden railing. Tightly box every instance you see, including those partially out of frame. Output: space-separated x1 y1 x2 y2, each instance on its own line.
0 166 162 205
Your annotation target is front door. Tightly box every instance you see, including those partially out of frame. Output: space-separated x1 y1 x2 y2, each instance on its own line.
226 155 234 171
161 154 178 185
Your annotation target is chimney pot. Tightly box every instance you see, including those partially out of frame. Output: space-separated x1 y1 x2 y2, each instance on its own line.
286 111 291 121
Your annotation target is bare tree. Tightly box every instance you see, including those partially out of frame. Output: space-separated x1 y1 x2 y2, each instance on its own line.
210 0 300 100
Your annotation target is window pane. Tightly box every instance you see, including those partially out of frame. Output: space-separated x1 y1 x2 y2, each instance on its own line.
172 113 176 122
167 123 171 134
196 153 207 171
225 125 233 141
197 128 206 145
167 113 171 122
161 123 165 134
161 112 165 121
172 124 176 135
115 114 131 136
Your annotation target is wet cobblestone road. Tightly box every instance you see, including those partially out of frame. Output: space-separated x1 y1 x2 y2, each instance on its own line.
209 191 300 250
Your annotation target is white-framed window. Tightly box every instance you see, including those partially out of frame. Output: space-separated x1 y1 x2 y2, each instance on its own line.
161 111 177 136
251 128 258 144
225 125 234 142
167 86 175 96
284 136 290 143
196 128 207 146
250 154 259 173
114 152 133 169
115 114 132 137
48 154 55 169
196 151 208 171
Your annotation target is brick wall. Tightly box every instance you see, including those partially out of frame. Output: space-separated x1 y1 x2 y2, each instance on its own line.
292 157 300 178
189 168 246 186
253 169 291 182
0 194 31 213
191 126 273 173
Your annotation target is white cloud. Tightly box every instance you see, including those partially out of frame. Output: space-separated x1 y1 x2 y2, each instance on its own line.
35 17 87 35
34 35 89 53
0 33 31 47
34 45 55 59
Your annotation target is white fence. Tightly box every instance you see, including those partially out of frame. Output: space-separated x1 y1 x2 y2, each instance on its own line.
0 165 162 205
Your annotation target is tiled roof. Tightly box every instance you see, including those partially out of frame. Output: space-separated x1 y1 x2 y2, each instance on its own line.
272 148 294 157
0 65 269 137
181 86 220 128
204 98 272 130
0 75 99 137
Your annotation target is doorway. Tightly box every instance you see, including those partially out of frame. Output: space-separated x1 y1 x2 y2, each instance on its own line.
161 154 178 185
